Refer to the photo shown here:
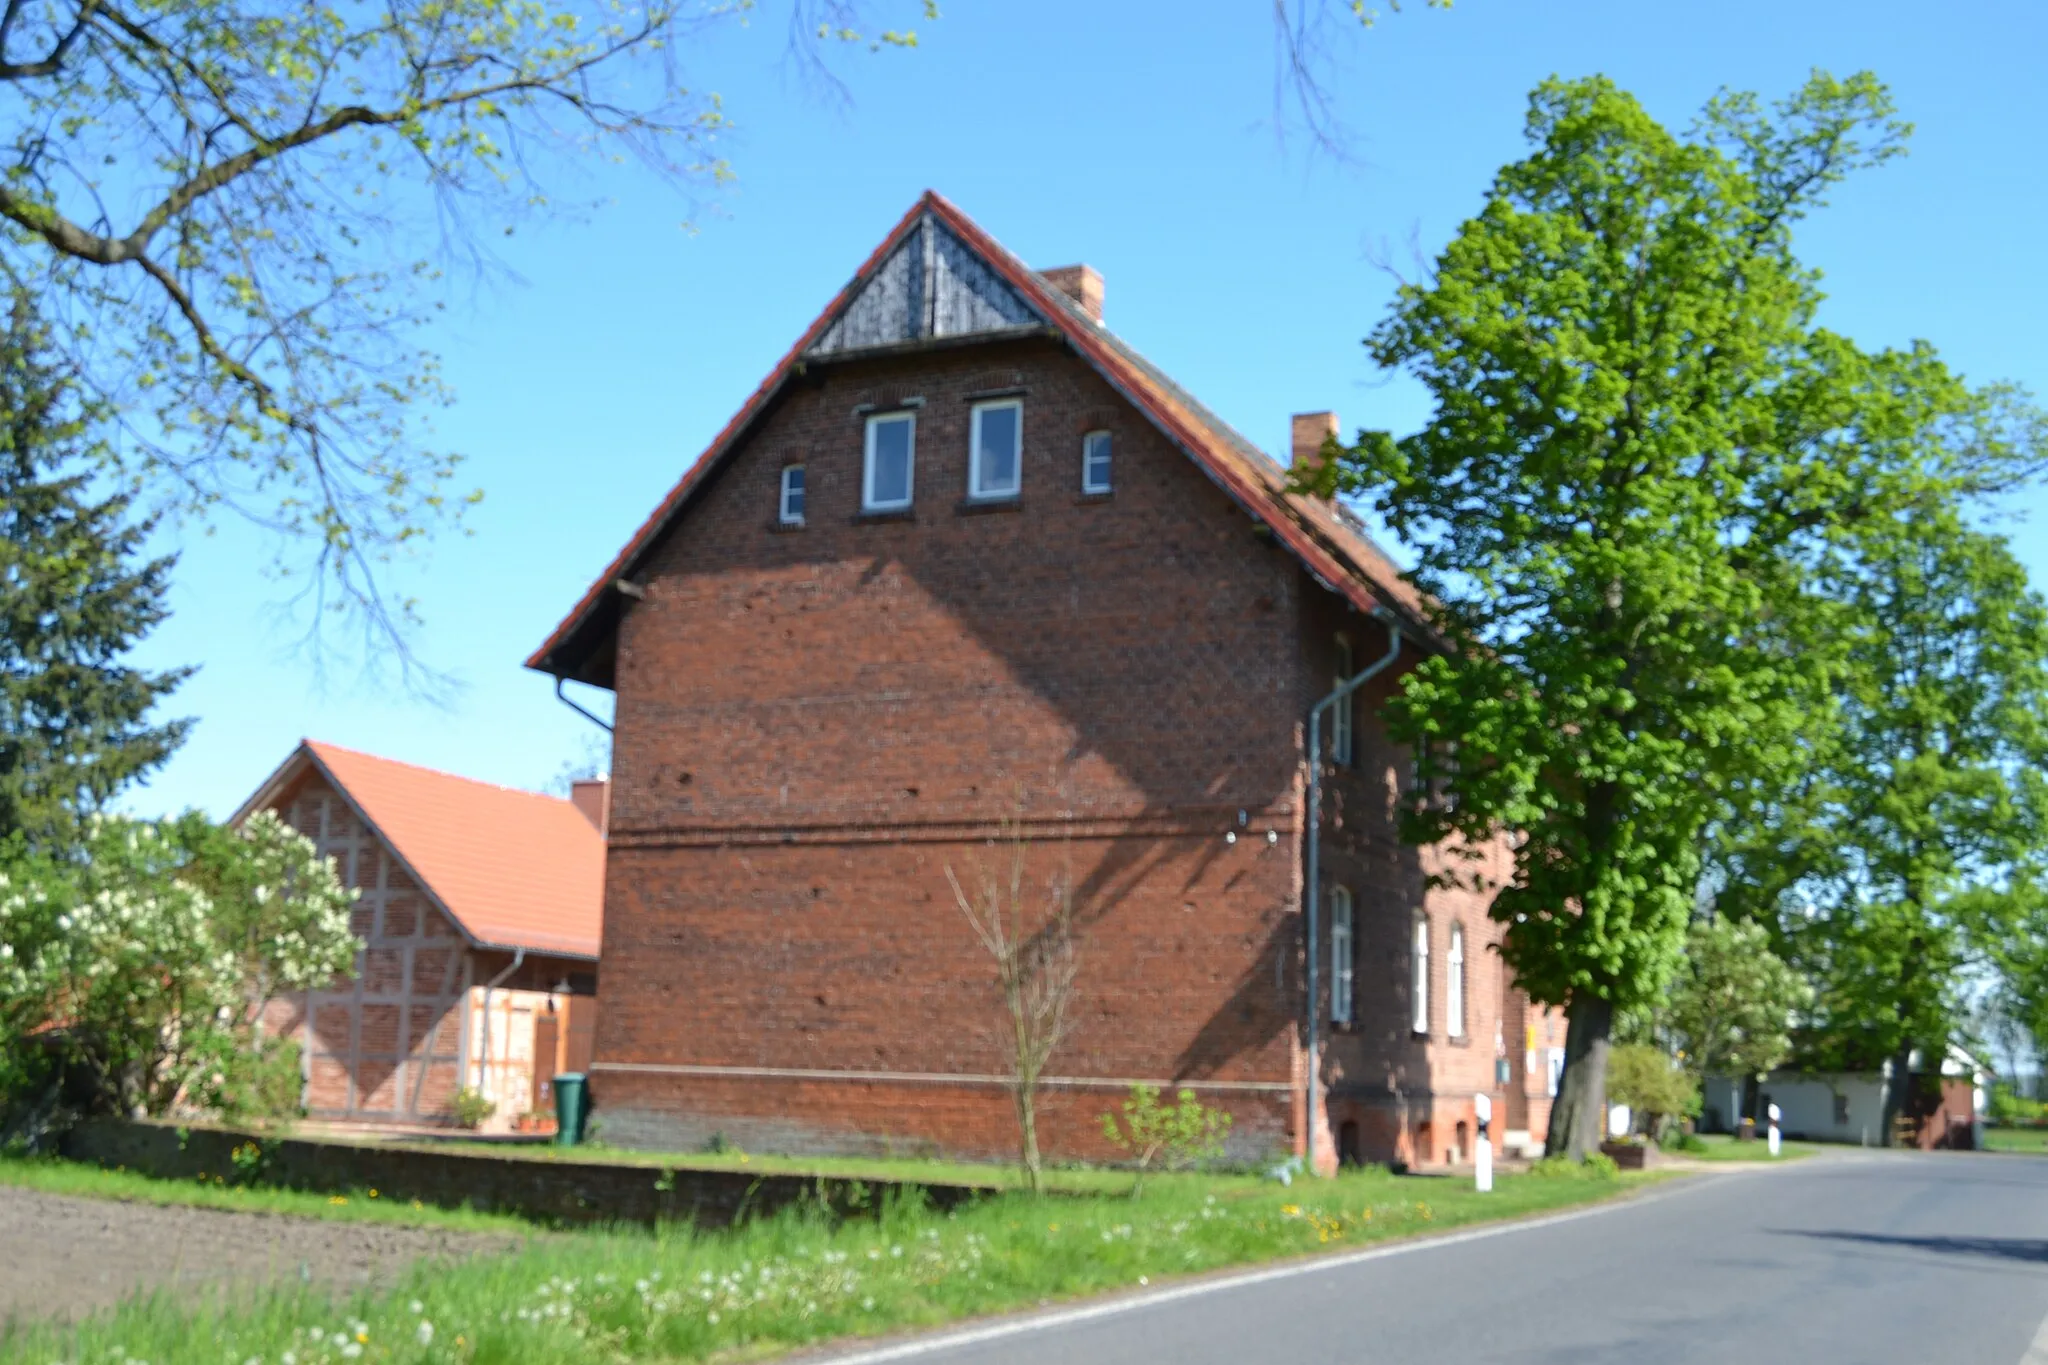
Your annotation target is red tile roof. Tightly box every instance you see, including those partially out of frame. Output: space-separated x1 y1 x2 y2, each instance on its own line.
526 190 1429 683
238 741 605 960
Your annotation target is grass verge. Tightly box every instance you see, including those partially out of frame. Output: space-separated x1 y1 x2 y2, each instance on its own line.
1683 1133 1824 1162
1983 1125 2048 1155
0 1164 1662 1364
0 1155 538 1235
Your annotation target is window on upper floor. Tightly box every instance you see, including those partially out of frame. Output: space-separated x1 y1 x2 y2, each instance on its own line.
1411 913 1431 1035
779 464 806 525
1330 885 1355 1026
969 399 1022 500
864 412 916 512
1332 633 1355 767
1081 429 1113 494
1447 923 1467 1039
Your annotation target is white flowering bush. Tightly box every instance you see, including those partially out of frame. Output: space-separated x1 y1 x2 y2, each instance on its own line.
0 810 357 1120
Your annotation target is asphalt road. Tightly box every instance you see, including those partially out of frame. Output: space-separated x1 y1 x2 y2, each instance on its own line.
819 1153 2048 1365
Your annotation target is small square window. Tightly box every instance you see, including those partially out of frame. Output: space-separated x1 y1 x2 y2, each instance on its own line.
970 399 1022 500
864 413 916 512
1081 430 1112 494
779 465 806 525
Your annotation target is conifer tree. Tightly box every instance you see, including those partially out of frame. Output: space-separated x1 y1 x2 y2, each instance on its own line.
0 301 190 847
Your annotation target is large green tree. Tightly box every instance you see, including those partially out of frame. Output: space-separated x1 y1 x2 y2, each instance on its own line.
1713 509 2048 1140
1318 73 2044 1157
0 300 188 848
0 0 930 667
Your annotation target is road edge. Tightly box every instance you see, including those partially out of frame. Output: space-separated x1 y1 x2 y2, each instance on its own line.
797 1165 1780 1364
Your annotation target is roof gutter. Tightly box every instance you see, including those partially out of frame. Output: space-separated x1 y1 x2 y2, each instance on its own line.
1303 612 1403 1176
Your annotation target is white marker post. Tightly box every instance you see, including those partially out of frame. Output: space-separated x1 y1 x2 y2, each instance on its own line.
1767 1102 1782 1157
1474 1093 1494 1193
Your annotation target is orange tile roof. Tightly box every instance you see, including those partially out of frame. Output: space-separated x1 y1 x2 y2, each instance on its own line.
243 741 605 960
527 190 1432 683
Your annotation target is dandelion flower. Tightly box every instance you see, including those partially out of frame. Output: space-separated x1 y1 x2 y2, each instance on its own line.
416 1321 435 1346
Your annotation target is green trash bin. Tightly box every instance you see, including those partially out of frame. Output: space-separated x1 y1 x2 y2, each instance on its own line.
553 1072 589 1147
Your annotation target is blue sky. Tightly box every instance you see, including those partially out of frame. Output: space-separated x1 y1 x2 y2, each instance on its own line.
128 0 2048 817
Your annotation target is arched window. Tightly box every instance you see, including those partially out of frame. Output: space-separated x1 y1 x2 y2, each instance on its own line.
1411 914 1430 1035
1332 634 1354 767
1330 886 1355 1026
1447 923 1467 1039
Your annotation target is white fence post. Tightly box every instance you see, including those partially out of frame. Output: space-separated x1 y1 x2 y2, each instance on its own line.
1475 1093 1493 1193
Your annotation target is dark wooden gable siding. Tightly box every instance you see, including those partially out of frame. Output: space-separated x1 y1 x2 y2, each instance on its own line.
808 214 1041 355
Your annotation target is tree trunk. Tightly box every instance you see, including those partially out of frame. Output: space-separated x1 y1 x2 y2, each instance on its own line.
1880 939 1923 1150
1545 995 1614 1161
1014 1082 1043 1194
1880 1039 1914 1149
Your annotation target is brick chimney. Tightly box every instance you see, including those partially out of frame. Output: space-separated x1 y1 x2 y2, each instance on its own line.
1291 411 1340 493
570 778 609 836
1041 265 1103 324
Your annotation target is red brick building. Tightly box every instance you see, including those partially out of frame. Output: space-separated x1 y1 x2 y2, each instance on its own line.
236 741 606 1130
529 193 1558 1169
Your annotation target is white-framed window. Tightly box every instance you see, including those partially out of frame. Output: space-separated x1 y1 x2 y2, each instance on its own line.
1447 923 1466 1039
1081 429 1113 494
1332 634 1355 767
1330 885 1355 1026
863 412 916 512
969 398 1022 500
1411 914 1430 1035
779 464 806 525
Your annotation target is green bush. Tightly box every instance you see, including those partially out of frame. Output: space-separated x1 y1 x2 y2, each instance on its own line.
1989 1084 2047 1125
1527 1151 1621 1180
1659 1129 1710 1154
188 1034 305 1127
452 1087 496 1130
1100 1084 1233 1193
1605 1043 1700 1135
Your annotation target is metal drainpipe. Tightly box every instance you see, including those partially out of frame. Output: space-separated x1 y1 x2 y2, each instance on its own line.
1304 612 1403 1175
555 676 613 733
476 946 528 1095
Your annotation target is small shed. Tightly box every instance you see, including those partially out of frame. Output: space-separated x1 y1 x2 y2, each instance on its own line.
1703 1045 1987 1150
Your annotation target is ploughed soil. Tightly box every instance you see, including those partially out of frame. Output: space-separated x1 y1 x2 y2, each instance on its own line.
0 1186 517 1325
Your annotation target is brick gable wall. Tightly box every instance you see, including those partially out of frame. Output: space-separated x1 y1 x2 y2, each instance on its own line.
591 334 1559 1165
594 338 1309 1159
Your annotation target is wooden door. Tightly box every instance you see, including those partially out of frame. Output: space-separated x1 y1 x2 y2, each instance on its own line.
563 996 597 1075
530 1009 561 1112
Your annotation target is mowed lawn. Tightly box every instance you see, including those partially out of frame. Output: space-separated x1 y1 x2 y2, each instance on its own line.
1686 1133 1827 1162
1984 1126 2048 1155
0 1157 1662 1365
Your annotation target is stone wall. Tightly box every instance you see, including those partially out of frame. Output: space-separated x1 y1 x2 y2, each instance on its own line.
61 1120 991 1229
